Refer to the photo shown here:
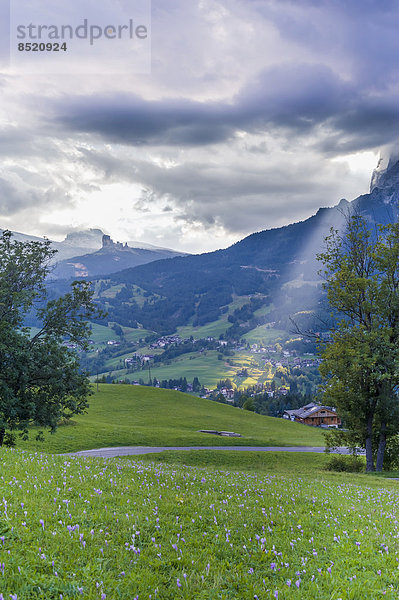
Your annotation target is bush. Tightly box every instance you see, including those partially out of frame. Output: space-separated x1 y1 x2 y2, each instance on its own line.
325 455 364 473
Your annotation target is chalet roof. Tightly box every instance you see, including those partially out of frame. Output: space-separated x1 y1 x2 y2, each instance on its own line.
284 402 337 419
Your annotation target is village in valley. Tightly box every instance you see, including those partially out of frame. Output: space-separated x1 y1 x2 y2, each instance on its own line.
77 323 338 426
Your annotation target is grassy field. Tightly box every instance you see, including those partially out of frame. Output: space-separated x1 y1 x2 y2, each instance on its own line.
89 323 152 345
121 325 153 343
89 323 118 343
0 448 398 599
176 317 231 340
19 384 324 453
243 326 291 345
124 350 238 388
129 448 334 474
114 349 275 389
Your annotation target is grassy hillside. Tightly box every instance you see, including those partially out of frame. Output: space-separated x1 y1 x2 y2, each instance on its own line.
115 348 287 389
0 448 398 599
243 325 290 345
121 350 238 388
89 322 152 345
20 384 324 453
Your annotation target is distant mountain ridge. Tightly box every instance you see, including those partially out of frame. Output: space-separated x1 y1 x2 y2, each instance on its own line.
86 155 399 335
0 227 187 272
51 234 188 279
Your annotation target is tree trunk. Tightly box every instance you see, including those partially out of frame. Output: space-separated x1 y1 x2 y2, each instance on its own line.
365 413 375 472
0 428 5 447
376 422 387 472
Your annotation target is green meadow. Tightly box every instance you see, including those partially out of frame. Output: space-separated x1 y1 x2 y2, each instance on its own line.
105 348 280 389
88 323 117 343
122 350 238 388
0 448 398 599
89 323 153 345
5 385 399 600
19 384 324 454
243 326 290 345
131 448 334 475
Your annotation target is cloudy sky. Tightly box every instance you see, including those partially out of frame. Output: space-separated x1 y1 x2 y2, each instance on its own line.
1 0 399 253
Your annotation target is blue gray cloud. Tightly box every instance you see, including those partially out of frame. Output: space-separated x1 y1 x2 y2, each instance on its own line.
0 0 398 251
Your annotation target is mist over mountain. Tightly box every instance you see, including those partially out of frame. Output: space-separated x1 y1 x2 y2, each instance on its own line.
370 146 399 194
0 227 104 262
60 229 104 251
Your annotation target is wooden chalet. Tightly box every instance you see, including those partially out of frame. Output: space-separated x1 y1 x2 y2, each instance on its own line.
283 402 341 428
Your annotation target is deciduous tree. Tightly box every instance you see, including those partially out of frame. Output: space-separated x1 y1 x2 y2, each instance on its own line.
0 231 99 445
319 216 399 471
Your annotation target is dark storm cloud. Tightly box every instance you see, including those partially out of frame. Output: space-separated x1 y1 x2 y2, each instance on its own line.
53 63 357 147
318 97 399 155
53 95 234 146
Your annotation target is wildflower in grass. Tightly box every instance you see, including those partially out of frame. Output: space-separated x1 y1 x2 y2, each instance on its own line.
177 579 181 588
39 519 44 530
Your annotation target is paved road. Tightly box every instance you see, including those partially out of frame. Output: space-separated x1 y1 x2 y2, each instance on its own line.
69 445 355 458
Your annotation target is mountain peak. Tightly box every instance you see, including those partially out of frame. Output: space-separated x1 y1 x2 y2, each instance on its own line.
370 146 399 192
102 234 129 250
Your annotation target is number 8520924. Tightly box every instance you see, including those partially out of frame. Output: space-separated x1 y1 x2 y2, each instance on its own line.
18 42 67 51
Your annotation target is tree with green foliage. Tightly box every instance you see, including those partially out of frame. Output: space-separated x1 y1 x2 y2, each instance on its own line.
242 396 255 411
0 231 100 446
192 376 201 392
318 216 399 471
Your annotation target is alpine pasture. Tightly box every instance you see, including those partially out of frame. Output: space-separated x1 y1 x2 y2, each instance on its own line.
0 385 398 598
